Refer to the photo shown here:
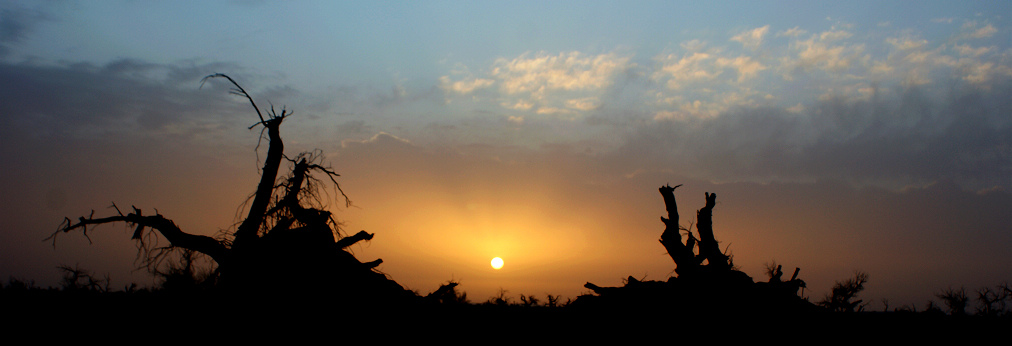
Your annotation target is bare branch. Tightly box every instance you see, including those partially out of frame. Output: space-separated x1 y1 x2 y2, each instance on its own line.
335 231 374 249
201 73 265 125
50 209 229 264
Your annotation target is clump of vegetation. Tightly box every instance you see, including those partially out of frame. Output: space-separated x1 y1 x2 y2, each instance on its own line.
425 281 469 305
57 264 109 293
975 283 1010 316
819 271 869 312
937 287 969 316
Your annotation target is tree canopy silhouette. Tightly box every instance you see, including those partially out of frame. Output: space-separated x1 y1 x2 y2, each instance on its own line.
48 74 413 302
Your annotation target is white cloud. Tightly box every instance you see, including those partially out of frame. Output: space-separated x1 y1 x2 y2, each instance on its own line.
932 18 954 24
785 36 865 74
731 25 770 50
886 38 928 51
716 56 767 82
819 30 853 41
536 106 573 115
777 26 807 37
653 99 723 120
656 52 722 89
962 61 996 84
443 51 630 115
954 44 992 57
957 60 1012 85
969 24 997 38
869 61 893 75
340 132 413 149
501 99 534 110
492 51 630 94
680 39 707 52
565 97 600 111
439 76 494 94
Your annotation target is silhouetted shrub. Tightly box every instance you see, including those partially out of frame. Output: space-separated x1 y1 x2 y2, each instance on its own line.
937 287 969 316
819 271 868 312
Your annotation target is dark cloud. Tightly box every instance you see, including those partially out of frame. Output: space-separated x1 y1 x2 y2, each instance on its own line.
335 120 372 137
615 81 1012 191
0 2 59 58
0 59 268 141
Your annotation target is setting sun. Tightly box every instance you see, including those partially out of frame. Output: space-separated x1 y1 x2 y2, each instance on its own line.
490 257 504 270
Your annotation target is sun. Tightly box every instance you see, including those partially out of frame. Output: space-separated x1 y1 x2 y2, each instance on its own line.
490 257 504 270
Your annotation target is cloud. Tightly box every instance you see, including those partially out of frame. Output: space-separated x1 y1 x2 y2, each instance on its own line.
777 26 807 37
679 39 707 51
780 33 866 77
335 120 372 137
954 44 992 57
565 97 600 111
931 18 954 24
620 81 1012 191
340 132 413 149
0 59 249 139
652 99 725 120
958 60 1012 85
0 4 53 57
886 38 928 51
819 30 853 41
655 52 721 89
442 51 632 116
731 25 770 50
535 106 574 115
501 99 534 110
491 51 630 94
969 24 997 38
716 56 766 82
439 75 494 95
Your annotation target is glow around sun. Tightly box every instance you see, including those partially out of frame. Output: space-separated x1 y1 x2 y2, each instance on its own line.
490 257 504 270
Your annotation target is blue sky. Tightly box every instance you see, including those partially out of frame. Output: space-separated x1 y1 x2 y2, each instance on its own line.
1 1 1010 306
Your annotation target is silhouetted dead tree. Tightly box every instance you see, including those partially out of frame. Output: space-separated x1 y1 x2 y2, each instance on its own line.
579 184 811 314
658 184 730 276
47 74 413 303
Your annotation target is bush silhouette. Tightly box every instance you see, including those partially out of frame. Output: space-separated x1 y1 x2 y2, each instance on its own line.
819 271 869 312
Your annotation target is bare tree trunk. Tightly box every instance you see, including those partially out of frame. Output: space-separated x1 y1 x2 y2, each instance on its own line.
695 192 729 270
232 118 284 251
657 184 698 277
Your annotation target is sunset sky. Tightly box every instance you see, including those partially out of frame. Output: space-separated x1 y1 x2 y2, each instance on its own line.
2 1 1010 308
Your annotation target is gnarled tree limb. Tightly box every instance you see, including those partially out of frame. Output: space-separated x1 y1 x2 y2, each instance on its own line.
50 210 228 264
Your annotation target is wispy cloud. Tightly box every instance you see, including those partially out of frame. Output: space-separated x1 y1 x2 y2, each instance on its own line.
731 25 770 50
439 75 494 95
777 26 807 37
716 56 766 82
491 51 629 94
780 31 867 78
441 51 631 116
969 24 997 38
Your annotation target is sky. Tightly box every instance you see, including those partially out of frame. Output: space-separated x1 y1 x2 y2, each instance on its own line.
1 1 1010 308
